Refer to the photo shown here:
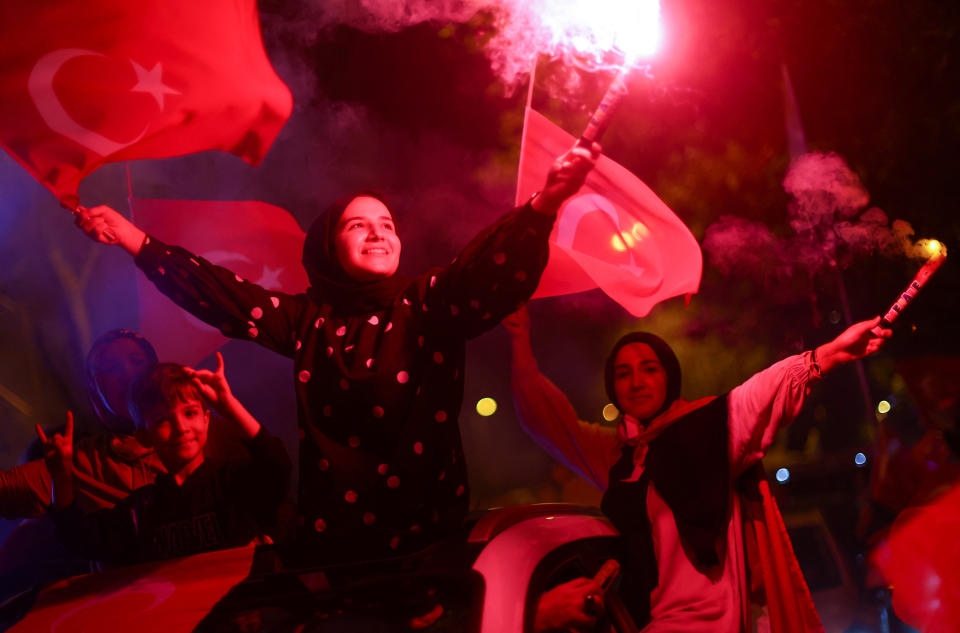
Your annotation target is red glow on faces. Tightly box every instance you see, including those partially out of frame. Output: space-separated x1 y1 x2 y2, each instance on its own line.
335 196 401 281
612 343 667 420
143 399 209 476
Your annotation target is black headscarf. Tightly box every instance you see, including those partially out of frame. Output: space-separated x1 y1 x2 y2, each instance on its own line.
604 332 682 421
301 190 409 316
86 329 159 430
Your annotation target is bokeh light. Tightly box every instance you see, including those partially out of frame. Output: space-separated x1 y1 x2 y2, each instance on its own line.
854 452 867 466
877 400 891 414
476 397 497 417
775 468 790 483
602 403 619 421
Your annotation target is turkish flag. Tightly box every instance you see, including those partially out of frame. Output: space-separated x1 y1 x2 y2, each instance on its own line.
9 544 256 633
0 0 292 208
516 108 702 316
132 198 307 366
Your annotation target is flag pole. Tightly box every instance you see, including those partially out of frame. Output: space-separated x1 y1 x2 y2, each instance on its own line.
516 59 538 207
125 162 136 222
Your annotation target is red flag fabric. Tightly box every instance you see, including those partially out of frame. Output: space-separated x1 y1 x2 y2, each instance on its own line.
9 544 256 633
132 199 307 366
871 483 960 633
0 0 292 208
516 108 702 316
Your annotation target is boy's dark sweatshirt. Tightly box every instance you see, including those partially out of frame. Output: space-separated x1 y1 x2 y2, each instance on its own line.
53 428 290 565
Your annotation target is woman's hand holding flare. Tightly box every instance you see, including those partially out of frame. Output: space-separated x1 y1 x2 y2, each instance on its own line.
815 316 893 374
532 142 602 216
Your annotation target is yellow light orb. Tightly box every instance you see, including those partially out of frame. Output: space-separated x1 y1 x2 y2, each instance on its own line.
476 397 498 417
611 235 627 252
620 231 636 248
602 403 619 422
924 239 943 256
877 400 891 414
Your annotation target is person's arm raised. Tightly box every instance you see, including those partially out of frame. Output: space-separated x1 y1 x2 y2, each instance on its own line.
728 316 893 475
75 205 146 256
529 143 601 216
814 316 892 374
75 204 305 358
505 305 618 491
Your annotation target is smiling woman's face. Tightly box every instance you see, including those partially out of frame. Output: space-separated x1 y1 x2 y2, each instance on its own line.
334 196 401 281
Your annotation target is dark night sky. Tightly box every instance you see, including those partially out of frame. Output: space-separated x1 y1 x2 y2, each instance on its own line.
1 0 958 536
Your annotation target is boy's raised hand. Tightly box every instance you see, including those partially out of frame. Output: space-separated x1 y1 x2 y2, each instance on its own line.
184 352 233 415
184 353 261 439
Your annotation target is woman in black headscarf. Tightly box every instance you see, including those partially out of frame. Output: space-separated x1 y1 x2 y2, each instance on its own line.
506 305 891 632
74 144 599 565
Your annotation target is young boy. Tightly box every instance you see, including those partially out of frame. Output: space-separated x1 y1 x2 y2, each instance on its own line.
39 353 291 564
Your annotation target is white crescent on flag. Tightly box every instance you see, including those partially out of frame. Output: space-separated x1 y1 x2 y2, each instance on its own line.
1 0 294 206
556 193 645 275
27 49 150 156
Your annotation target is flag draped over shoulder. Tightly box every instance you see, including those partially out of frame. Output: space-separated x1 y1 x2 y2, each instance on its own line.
133 199 307 366
9 545 256 633
517 108 701 317
0 0 292 208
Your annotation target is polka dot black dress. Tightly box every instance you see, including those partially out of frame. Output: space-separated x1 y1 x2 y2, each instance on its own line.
135 196 553 564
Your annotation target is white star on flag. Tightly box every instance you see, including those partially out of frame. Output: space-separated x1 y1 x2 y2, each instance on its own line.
130 61 181 110
255 265 284 289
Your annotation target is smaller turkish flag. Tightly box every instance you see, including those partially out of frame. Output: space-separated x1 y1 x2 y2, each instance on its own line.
0 0 292 208
516 108 702 316
132 199 307 365
9 544 256 633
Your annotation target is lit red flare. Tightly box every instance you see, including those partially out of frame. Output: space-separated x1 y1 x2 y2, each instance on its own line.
533 0 661 69
879 240 947 327
579 64 631 145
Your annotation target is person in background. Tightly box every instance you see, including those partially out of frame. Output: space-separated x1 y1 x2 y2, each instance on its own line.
43 354 290 564
0 330 166 607
0 330 163 520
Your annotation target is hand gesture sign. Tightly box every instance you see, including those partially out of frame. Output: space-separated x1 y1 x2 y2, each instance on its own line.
36 411 74 474
182 352 233 416
183 352 262 439
37 411 77 508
